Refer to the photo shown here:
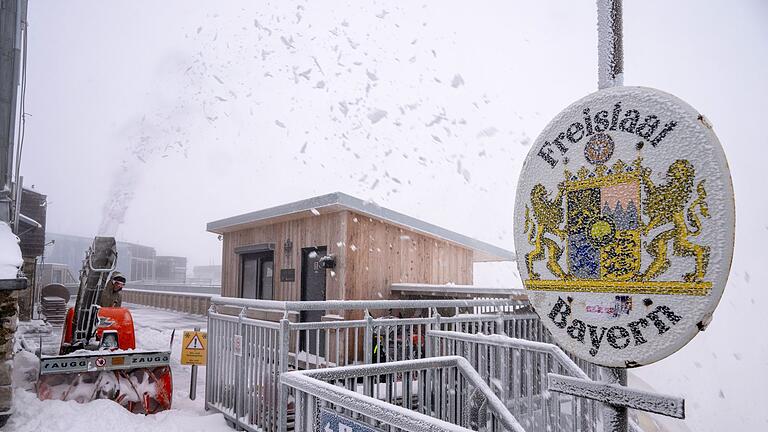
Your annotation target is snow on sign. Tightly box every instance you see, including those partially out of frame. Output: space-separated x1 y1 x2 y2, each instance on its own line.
180 330 207 365
319 408 378 432
514 86 735 368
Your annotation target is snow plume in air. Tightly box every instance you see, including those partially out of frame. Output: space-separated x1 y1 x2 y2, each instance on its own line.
97 164 136 237
97 53 215 237
185 2 528 204
97 109 195 237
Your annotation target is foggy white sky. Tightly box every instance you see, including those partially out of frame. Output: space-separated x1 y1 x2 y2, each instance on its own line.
19 2 768 430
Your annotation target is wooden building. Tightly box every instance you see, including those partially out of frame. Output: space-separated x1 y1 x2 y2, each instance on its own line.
207 192 513 319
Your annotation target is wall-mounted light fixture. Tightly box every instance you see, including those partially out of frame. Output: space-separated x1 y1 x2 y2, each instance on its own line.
284 239 293 257
318 254 336 269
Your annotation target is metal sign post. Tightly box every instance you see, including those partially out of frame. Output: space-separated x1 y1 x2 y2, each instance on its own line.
598 0 623 89
597 4 634 430
180 327 207 400
600 368 628 431
190 327 199 400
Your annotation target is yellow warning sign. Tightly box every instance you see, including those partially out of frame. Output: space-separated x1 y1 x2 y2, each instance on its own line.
181 330 207 365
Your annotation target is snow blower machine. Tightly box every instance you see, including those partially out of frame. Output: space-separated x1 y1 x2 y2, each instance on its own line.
36 237 173 414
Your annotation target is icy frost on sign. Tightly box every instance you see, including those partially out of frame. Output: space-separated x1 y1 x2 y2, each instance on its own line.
514 86 734 368
320 408 377 432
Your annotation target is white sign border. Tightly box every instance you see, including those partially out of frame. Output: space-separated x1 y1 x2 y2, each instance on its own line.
514 86 735 368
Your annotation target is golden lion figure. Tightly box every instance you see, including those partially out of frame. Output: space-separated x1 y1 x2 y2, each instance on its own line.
524 183 568 280
639 159 711 282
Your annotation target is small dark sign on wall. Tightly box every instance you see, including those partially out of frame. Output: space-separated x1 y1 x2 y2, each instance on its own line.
280 269 296 282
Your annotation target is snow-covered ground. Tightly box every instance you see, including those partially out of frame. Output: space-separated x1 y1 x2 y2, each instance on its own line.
6 304 231 432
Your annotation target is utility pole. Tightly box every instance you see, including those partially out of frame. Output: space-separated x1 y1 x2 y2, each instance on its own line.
0 0 27 226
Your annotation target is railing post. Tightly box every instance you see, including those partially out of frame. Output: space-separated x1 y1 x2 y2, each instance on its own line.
278 316 290 432
431 307 442 331
495 310 505 336
364 309 373 365
454 306 459 332
235 307 246 430
427 308 441 358
295 390 306 432
363 309 373 397
204 303 215 410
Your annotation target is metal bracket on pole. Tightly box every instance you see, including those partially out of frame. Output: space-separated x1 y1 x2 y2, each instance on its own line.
597 0 624 89
548 373 685 432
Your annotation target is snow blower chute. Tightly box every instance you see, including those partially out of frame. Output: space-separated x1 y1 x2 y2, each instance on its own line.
36 237 173 414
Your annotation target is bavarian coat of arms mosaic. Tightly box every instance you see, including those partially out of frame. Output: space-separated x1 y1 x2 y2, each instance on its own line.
514 87 734 367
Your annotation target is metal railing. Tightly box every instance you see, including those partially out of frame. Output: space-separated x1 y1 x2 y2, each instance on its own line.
205 296 531 432
123 288 212 315
283 356 526 432
428 330 600 432
427 330 641 432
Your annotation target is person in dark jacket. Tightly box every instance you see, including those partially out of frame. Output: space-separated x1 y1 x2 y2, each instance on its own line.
98 272 126 307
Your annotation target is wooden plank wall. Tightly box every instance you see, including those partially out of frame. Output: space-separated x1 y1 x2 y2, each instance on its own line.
220 211 348 301
344 211 473 301
220 209 474 309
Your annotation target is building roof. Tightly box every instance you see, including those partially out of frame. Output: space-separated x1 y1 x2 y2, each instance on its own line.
206 192 515 262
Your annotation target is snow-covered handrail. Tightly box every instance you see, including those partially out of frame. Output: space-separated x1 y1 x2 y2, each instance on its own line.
283 371 472 432
428 330 589 379
283 355 526 432
391 283 528 298
428 330 644 432
210 295 528 311
123 288 214 298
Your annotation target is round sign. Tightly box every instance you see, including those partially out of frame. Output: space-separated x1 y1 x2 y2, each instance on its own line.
514 86 734 367
95 357 106 367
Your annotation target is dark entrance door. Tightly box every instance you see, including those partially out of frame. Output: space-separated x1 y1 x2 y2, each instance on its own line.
241 251 274 300
300 246 327 355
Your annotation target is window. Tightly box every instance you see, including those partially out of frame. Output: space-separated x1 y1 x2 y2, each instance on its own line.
240 251 274 300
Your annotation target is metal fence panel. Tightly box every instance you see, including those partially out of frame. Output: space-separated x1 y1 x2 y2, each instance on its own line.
283 356 525 432
205 297 620 432
207 299 535 432
427 330 607 432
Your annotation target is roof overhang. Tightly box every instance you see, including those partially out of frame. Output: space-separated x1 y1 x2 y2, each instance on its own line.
207 192 515 262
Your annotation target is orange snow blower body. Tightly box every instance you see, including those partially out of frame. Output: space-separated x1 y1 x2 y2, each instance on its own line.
60 307 136 350
36 237 173 414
